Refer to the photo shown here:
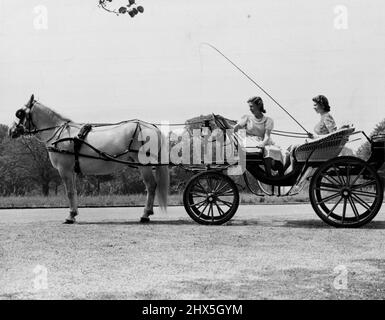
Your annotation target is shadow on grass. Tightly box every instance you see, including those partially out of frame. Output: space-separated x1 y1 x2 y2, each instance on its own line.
284 219 385 229
77 219 197 226
77 218 385 229
77 218 264 226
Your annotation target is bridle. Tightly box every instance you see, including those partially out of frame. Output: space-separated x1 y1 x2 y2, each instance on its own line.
15 101 36 135
14 100 69 144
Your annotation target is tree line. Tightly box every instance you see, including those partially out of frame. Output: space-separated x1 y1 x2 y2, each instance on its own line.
1 116 384 197
0 120 201 197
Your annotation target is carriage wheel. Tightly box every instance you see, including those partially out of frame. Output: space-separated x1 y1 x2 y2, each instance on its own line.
309 156 383 228
183 171 239 225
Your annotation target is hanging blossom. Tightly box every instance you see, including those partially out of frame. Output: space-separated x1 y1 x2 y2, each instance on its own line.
99 0 144 17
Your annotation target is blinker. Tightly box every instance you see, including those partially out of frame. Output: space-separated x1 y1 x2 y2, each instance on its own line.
16 109 25 120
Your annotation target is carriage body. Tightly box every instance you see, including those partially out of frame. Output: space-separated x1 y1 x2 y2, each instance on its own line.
182 115 385 228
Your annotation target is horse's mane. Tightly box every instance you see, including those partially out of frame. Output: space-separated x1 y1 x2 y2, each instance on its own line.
35 101 72 122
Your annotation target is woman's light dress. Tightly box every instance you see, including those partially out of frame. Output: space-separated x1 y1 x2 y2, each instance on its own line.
237 114 284 164
313 112 353 155
314 112 337 135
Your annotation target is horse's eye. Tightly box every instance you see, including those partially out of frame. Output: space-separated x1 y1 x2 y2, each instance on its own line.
15 109 25 120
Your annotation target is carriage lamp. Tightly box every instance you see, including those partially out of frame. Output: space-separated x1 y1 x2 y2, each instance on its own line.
99 0 144 17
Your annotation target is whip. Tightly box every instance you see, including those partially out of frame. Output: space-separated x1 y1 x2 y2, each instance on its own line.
200 42 311 136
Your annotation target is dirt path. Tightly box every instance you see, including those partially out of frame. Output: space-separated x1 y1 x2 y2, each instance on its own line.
1 205 385 299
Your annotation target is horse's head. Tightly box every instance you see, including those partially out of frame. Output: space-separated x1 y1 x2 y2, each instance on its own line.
9 94 36 138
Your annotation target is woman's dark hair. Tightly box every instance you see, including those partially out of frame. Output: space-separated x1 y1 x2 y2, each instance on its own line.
247 96 266 113
312 95 331 112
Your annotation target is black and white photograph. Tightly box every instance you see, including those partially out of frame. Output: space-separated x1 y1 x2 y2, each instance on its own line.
1 0 385 305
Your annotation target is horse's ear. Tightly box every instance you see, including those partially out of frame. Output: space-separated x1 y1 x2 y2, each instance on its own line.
27 94 34 108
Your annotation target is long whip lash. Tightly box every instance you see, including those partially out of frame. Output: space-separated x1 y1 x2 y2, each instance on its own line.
200 42 311 136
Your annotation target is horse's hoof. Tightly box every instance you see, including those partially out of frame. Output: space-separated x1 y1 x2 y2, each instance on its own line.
63 219 75 224
140 217 150 223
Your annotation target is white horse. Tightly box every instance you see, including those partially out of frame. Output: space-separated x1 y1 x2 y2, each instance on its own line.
9 95 169 224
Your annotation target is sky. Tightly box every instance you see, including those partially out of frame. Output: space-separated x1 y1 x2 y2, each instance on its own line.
1 0 385 147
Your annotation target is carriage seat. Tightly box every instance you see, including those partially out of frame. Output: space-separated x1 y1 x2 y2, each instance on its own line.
293 126 355 162
241 136 265 158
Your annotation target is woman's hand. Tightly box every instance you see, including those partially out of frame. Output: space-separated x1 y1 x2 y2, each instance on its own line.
305 133 319 143
256 141 265 148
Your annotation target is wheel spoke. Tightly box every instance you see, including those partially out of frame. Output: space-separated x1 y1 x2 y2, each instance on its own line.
351 190 378 198
214 202 225 216
210 203 214 222
351 180 377 191
216 198 233 207
198 202 210 218
214 181 231 195
350 193 371 210
332 165 346 186
206 177 214 191
207 177 219 192
190 198 208 209
319 182 341 190
196 181 208 194
191 192 207 197
349 167 366 186
316 187 342 193
212 179 225 193
342 198 347 223
346 165 351 186
326 196 343 218
213 178 222 192
348 196 360 220
193 185 206 194
210 178 220 192
316 192 341 205
215 189 234 197
321 174 342 187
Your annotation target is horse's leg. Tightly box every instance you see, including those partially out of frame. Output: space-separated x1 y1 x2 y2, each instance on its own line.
60 170 78 224
139 166 157 223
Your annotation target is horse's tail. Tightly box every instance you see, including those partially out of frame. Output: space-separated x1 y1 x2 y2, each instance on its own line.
155 132 169 212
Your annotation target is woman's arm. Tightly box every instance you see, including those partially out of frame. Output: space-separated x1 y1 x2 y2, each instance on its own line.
234 115 248 132
233 123 241 132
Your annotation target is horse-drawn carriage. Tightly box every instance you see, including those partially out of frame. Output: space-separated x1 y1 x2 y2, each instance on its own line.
9 95 385 228
182 114 385 228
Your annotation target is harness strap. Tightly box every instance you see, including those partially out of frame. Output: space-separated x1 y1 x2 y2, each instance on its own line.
49 120 163 168
130 121 162 162
128 121 141 153
73 124 93 174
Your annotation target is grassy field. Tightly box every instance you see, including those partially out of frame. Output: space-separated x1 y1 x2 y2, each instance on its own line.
0 192 309 208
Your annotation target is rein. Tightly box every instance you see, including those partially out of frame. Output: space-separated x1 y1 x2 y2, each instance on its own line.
25 124 69 144
215 114 309 139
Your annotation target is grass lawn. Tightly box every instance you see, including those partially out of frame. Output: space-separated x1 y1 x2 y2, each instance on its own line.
0 192 309 209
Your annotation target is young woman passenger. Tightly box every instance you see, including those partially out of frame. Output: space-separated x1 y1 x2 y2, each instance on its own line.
234 96 284 176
